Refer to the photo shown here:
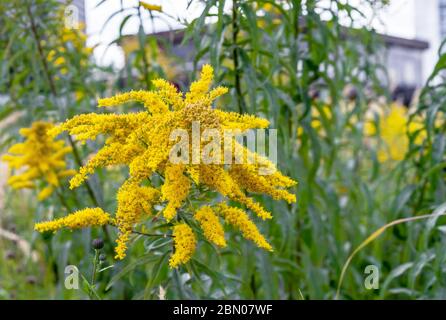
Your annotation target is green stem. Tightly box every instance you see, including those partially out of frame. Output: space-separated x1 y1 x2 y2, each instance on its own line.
46 239 59 283
66 137 113 249
131 230 174 238
232 0 246 113
91 249 99 286
137 5 152 89
26 4 57 96
67 136 100 208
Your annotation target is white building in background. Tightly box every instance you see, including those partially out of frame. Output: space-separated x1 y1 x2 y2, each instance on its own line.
378 0 445 84
383 34 428 89
78 0 443 104
413 0 443 82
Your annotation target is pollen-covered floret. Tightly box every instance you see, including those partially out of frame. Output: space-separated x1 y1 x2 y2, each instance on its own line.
218 203 272 251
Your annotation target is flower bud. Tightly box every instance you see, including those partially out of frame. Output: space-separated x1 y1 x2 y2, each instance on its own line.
92 238 104 250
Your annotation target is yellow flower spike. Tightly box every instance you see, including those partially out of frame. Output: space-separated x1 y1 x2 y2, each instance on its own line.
185 64 214 105
7 168 39 184
69 142 130 189
152 79 185 110
9 180 35 189
115 231 131 260
2 122 74 201
194 206 226 247
114 180 159 260
209 86 229 102
34 208 111 233
219 204 273 251
139 1 162 12
46 170 60 186
98 91 168 114
229 164 297 204
199 164 274 220
215 110 270 131
234 194 273 220
7 143 26 154
37 186 54 201
161 164 191 221
169 223 196 268
53 113 150 143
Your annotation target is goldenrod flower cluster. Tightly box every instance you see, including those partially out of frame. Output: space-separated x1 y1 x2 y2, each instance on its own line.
120 37 177 80
194 206 226 248
170 223 196 268
35 208 111 233
2 122 75 200
35 65 297 267
115 180 160 259
365 103 426 162
218 203 272 251
255 3 282 28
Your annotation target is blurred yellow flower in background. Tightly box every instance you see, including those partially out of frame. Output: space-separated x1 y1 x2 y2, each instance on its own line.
47 24 92 75
1 122 75 201
120 36 178 80
364 103 426 162
169 223 196 268
297 104 333 137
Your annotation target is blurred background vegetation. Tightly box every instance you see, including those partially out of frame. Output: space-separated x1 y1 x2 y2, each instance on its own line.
1 0 446 300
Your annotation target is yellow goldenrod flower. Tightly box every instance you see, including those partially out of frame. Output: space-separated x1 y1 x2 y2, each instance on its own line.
41 65 296 264
114 180 159 260
218 203 272 251
161 164 191 221
194 206 226 247
169 223 196 268
139 1 162 12
34 208 111 233
2 122 75 201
